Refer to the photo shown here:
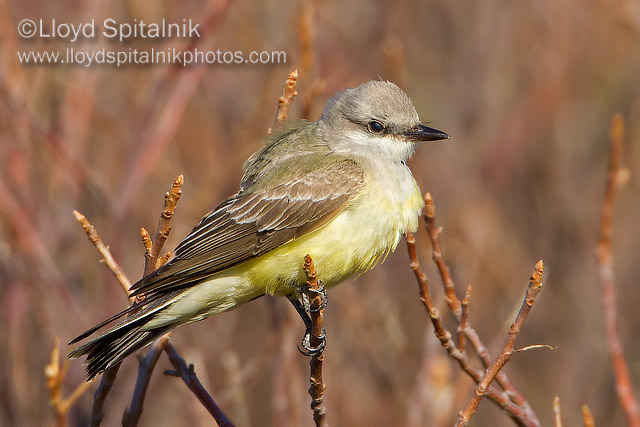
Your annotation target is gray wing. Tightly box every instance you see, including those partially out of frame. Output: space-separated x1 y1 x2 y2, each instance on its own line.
128 159 365 297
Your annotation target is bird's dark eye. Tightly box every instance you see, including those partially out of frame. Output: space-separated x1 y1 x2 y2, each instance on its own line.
368 120 385 134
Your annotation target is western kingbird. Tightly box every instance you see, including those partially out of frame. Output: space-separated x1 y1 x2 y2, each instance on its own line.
69 80 449 379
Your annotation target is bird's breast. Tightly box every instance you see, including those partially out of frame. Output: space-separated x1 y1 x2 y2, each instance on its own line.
244 162 424 296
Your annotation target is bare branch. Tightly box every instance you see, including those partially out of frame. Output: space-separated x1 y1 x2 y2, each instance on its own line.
72 211 133 425
45 337 93 426
423 193 461 317
303 254 328 427
90 365 120 427
513 344 556 353
75 175 230 426
144 174 183 276
73 210 132 299
582 404 595 427
553 396 562 427
405 232 537 426
164 342 235 427
123 335 171 427
269 70 298 133
457 285 472 353
456 261 544 426
422 193 536 418
596 114 639 427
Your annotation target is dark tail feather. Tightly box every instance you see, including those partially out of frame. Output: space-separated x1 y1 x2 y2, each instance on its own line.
68 304 139 345
69 321 172 380
69 290 183 380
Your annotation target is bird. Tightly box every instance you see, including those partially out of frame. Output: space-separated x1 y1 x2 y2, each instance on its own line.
69 80 449 380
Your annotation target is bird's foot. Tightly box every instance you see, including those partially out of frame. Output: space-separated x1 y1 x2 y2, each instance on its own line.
290 280 328 357
297 328 326 357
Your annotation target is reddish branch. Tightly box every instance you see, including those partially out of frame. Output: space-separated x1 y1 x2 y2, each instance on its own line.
72 209 131 426
423 193 461 316
405 232 537 426
457 285 472 353
422 193 538 421
596 114 639 427
143 174 183 276
269 69 298 133
456 261 544 426
73 210 132 300
303 254 328 427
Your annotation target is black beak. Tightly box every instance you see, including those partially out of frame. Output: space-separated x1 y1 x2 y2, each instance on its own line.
403 124 450 142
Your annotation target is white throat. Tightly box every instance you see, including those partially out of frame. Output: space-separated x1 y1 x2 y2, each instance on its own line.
329 130 416 164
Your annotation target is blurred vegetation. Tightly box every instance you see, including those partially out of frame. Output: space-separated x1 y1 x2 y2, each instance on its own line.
1 0 640 425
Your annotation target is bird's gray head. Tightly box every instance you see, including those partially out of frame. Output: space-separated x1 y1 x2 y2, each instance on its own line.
319 81 449 161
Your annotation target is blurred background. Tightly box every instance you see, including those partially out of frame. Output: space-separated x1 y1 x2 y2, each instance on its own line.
2 0 640 425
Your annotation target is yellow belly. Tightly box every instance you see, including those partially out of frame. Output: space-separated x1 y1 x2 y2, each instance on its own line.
243 179 424 296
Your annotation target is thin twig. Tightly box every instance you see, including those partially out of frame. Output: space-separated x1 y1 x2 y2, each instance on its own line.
303 254 328 427
73 211 133 426
456 261 544 426
596 114 639 427
164 342 235 427
423 193 461 317
553 396 562 427
405 232 537 427
513 344 556 353
90 364 121 427
269 70 298 133
423 193 536 418
582 404 595 427
73 210 132 299
457 285 472 353
123 335 171 427
123 175 229 426
143 175 183 276
45 337 93 427
75 176 230 426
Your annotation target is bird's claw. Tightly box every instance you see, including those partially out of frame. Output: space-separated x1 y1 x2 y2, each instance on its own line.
297 329 326 357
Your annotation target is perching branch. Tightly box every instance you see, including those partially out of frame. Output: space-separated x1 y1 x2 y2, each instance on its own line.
596 114 639 427
303 254 328 427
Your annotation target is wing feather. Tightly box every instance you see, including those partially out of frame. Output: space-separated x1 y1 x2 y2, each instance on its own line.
128 159 365 297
